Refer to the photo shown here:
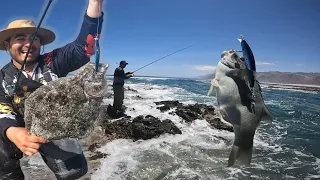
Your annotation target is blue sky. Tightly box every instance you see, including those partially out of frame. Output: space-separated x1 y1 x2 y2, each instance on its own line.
0 0 319 77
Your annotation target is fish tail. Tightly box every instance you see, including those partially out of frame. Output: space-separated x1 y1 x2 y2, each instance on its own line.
228 128 254 167
228 144 253 167
228 144 240 167
238 145 253 165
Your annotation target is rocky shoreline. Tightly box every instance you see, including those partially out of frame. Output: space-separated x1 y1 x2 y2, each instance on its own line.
21 100 232 179
260 82 320 93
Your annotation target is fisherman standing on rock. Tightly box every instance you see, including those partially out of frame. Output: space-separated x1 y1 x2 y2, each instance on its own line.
0 0 105 179
112 60 134 112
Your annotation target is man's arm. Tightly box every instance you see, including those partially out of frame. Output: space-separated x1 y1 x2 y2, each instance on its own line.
0 99 19 141
43 0 104 77
0 82 48 156
114 68 131 79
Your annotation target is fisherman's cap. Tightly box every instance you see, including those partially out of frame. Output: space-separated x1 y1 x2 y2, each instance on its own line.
0 19 55 50
120 60 128 65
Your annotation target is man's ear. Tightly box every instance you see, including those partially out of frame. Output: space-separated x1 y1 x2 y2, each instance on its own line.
3 41 10 50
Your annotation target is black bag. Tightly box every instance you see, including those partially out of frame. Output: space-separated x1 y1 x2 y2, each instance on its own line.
39 138 88 180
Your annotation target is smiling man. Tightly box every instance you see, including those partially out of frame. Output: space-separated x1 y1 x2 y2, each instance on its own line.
0 0 104 179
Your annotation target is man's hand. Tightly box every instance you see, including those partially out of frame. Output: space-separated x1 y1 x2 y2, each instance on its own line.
126 72 134 77
6 127 48 156
90 0 104 2
87 0 104 18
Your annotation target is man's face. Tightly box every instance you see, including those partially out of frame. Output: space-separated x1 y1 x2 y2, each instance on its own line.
4 33 41 65
120 64 127 68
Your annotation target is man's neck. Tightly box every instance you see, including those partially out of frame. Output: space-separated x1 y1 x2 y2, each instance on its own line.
12 59 37 72
12 59 38 78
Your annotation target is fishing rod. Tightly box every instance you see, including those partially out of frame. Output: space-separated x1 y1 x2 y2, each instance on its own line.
132 45 195 73
14 0 54 92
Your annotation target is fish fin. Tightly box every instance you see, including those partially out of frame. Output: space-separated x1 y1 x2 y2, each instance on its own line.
207 78 219 96
226 69 249 82
256 121 261 129
261 104 273 123
219 107 240 126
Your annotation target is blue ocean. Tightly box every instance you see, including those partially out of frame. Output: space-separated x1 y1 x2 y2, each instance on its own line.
85 76 320 180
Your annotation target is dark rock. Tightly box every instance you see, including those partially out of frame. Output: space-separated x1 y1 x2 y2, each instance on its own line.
88 143 98 152
88 152 108 161
155 100 182 107
155 100 183 112
103 115 182 141
175 104 202 122
154 101 233 132
126 86 138 92
206 117 233 132
131 115 182 140
158 105 171 112
104 117 132 139
106 104 127 119
130 95 144 100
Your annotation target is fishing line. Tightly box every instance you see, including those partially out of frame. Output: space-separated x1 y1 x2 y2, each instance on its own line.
14 0 54 92
132 44 195 73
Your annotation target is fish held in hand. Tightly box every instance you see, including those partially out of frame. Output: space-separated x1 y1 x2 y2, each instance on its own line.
24 62 109 140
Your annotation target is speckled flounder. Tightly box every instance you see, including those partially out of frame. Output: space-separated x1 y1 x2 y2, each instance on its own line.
24 62 108 140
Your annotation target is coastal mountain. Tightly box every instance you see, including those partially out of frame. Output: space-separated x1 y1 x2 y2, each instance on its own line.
197 72 320 86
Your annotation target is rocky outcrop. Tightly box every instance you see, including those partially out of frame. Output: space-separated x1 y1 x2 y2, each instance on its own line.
155 101 233 132
103 115 182 141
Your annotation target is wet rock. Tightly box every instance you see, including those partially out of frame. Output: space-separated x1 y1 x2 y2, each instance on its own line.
130 95 144 100
131 115 182 140
88 152 108 161
104 117 132 139
126 86 138 92
106 104 127 119
103 115 182 141
154 101 233 132
155 100 183 112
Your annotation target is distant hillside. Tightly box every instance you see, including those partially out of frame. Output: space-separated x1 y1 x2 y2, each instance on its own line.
198 72 320 86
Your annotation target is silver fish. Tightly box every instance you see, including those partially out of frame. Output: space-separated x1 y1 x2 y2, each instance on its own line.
208 50 273 167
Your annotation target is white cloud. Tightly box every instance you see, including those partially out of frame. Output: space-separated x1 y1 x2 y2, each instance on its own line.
192 65 216 71
256 61 275 66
